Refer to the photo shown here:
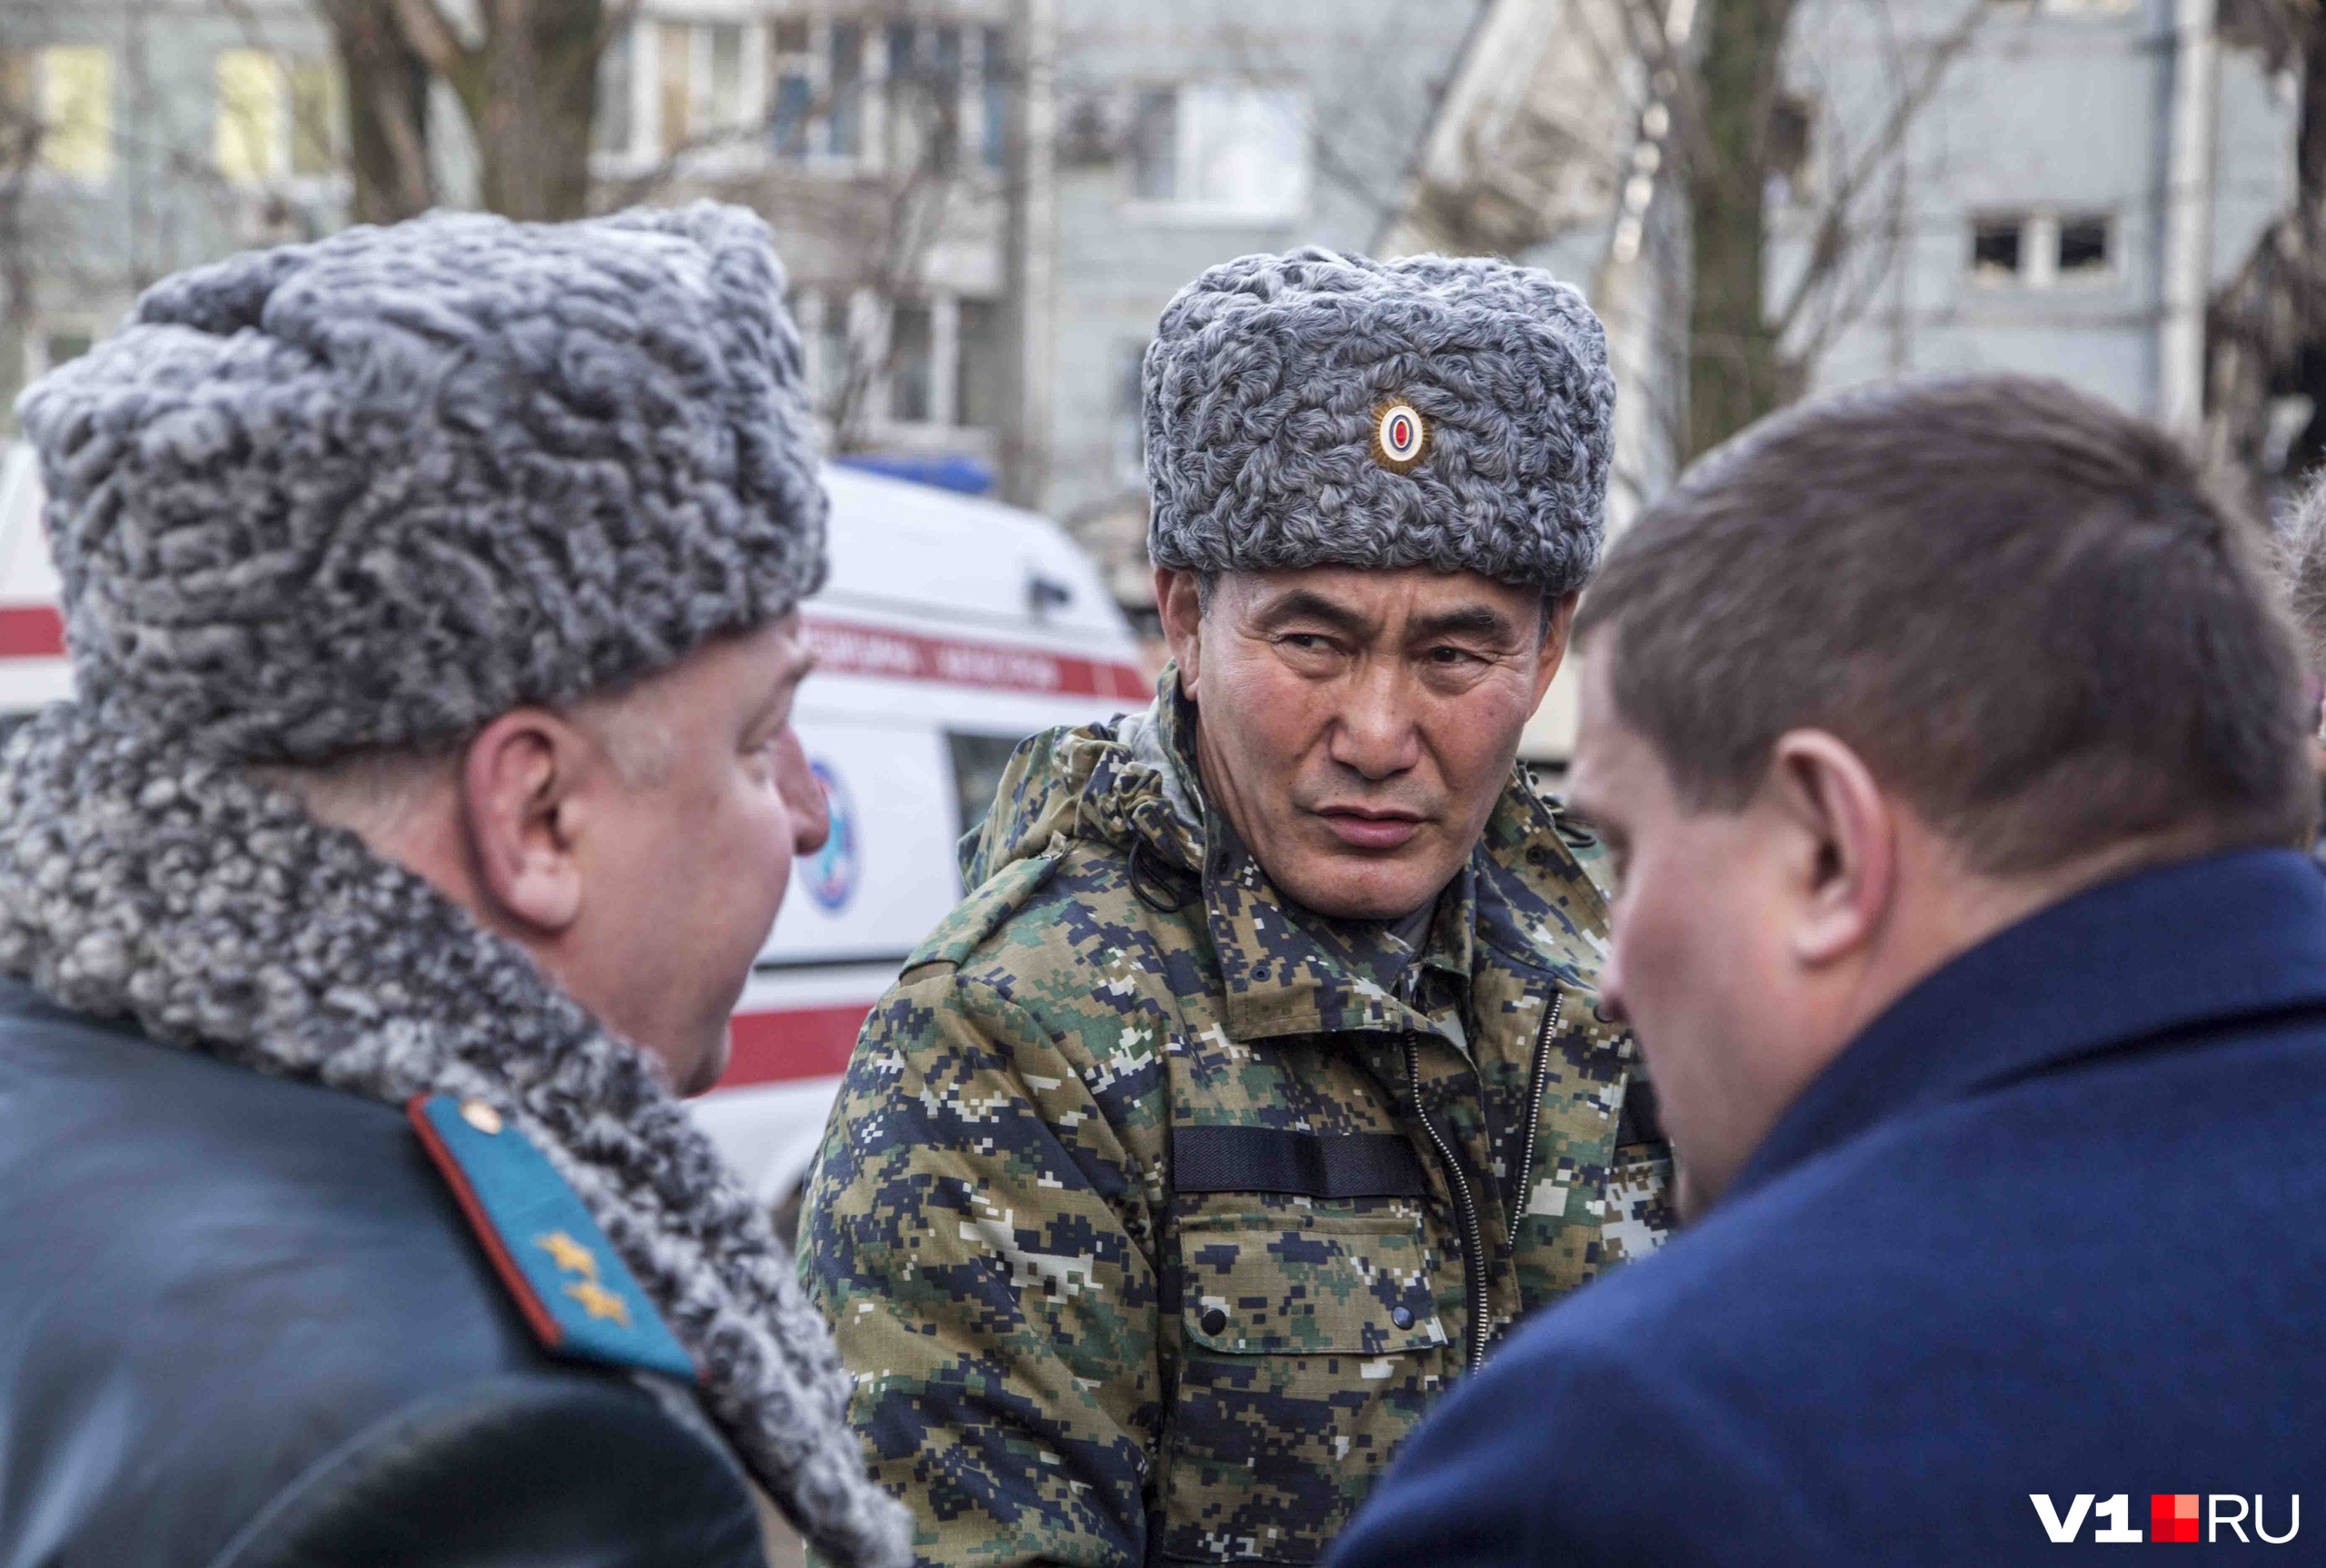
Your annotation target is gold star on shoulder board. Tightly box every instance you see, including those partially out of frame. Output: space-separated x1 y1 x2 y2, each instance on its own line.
535 1230 600 1279
565 1279 631 1325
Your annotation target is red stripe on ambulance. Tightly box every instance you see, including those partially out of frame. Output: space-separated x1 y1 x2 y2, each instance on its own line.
720 1004 871 1088
0 605 64 659
0 606 1148 704
802 615 1148 701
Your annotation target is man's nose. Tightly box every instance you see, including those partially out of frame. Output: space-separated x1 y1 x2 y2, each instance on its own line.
776 730 831 856
1327 663 1424 781
1596 941 1631 1026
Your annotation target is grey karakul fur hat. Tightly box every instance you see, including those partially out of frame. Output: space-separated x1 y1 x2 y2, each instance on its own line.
1143 246 1614 598
15 201 825 763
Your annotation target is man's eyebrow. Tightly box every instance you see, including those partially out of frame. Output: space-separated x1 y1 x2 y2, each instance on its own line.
748 648 816 729
1251 589 1373 636
1408 604 1520 644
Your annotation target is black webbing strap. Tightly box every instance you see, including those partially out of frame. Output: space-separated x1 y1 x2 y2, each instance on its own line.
1172 1125 1430 1199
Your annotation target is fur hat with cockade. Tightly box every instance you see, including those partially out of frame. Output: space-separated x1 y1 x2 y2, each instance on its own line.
19 200 827 762
3 206 910 1566
1143 246 1614 599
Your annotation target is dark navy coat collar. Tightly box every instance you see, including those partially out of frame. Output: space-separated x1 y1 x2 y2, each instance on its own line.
1729 847 2326 1201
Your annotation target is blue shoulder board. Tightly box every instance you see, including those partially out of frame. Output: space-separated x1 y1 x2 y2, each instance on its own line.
408 1094 696 1383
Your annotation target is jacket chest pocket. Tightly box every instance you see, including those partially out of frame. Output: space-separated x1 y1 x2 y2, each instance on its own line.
1158 1207 1449 1564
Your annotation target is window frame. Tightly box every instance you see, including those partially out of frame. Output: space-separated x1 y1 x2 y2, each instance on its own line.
1119 78 1311 224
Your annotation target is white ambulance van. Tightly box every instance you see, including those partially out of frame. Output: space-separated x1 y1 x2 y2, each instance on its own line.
0 444 1149 1210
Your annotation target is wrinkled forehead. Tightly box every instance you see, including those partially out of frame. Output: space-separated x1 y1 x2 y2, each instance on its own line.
1212 562 1545 630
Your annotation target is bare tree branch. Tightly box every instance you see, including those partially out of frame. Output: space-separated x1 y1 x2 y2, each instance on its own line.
1769 0 1984 344
388 0 472 84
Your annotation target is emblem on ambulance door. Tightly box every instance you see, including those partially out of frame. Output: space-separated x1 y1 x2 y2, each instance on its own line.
1369 400 1430 474
801 759 859 913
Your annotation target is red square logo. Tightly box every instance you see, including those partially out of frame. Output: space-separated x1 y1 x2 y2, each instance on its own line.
2151 1494 2201 1543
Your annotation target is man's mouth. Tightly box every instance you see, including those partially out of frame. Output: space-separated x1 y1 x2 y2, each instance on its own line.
1315 806 1426 852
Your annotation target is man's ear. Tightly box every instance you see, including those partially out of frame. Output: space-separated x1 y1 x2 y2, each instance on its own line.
458 709 589 936
1764 729 1896 968
1155 567 1205 698
1533 592 1580 710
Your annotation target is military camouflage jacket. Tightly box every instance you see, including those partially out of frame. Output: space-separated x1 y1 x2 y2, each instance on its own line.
800 679 1669 1568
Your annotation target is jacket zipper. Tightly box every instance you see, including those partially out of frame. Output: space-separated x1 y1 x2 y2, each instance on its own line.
1506 990 1564 1245
1406 1036 1490 1376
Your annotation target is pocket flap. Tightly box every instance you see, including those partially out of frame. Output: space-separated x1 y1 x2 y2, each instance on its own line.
1178 1216 1446 1356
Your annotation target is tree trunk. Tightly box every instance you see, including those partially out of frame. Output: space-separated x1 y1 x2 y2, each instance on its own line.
1686 0 1798 460
323 0 434 224
351 0 609 223
467 0 605 221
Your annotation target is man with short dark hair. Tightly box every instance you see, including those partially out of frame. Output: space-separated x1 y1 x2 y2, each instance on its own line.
1327 374 2326 1566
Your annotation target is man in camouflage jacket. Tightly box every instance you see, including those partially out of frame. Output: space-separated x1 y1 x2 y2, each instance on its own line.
800 249 1670 1568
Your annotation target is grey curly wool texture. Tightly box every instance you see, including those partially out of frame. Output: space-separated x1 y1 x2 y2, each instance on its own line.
0 708 910 1568
15 201 826 764
1144 246 1614 598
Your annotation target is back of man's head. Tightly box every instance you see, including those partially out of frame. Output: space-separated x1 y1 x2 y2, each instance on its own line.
1577 373 2315 875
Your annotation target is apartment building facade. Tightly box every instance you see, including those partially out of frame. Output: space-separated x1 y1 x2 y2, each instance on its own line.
1 0 1487 632
0 0 348 417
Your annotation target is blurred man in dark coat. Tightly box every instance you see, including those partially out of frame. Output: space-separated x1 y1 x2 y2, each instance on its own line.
1327 375 2326 1566
0 206 905 1567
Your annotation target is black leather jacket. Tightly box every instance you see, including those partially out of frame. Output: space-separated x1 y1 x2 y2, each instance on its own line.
0 977 767 1567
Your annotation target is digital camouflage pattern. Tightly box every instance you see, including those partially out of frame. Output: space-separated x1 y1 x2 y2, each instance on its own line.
799 675 1670 1567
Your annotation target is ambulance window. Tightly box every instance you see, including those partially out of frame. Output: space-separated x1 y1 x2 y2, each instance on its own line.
948 731 1026 853
0 712 25 747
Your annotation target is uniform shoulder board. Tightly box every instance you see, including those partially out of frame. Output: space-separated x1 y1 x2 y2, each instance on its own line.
408 1094 696 1383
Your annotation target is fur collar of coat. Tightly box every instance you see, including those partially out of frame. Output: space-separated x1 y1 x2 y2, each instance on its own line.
0 703 908 1567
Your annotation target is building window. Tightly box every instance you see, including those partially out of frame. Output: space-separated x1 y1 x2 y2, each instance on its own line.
956 298 1002 430
216 51 283 183
1117 340 1148 481
979 26 1007 170
289 61 340 176
828 22 862 158
658 22 691 153
885 20 916 84
1127 83 1308 220
890 302 933 423
1128 88 1177 201
928 25 962 174
816 300 852 411
594 23 633 155
772 73 813 158
652 21 745 154
4 45 114 184
707 23 743 135
2056 214 2112 277
770 17 812 160
884 21 965 176
216 51 340 185
1968 212 2116 288
1971 216 2023 282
